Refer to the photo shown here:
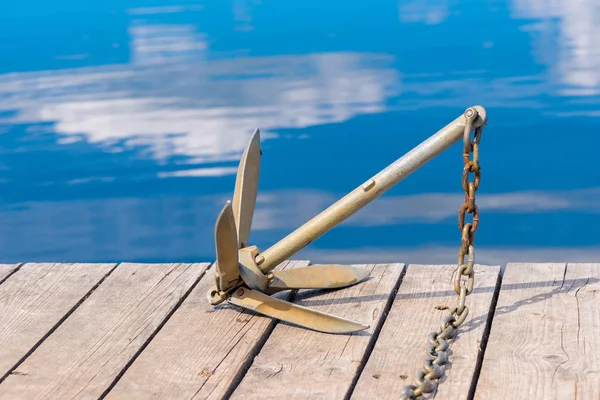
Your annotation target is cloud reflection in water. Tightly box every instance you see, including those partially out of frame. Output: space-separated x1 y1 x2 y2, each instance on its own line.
512 0 600 95
1 186 599 263
0 1 599 265
0 20 400 166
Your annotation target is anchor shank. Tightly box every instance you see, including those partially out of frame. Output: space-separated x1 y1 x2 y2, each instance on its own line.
256 106 487 273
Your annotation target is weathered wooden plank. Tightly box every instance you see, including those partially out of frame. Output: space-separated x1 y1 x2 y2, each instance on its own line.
0 264 21 285
0 263 116 379
475 263 600 399
105 260 310 400
352 264 501 399
230 263 405 400
0 262 210 399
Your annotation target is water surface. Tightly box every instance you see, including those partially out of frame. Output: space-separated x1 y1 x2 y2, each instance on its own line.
1 0 599 265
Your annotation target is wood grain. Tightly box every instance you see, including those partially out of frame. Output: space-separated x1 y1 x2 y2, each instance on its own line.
0 263 116 379
105 260 310 400
0 262 209 400
230 263 405 400
0 264 21 285
475 263 600 399
352 264 501 400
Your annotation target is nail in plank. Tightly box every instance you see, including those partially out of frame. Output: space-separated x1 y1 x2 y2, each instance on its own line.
0 262 209 399
106 260 309 400
0 263 116 378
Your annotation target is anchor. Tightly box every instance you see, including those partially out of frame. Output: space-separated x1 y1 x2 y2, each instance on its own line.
207 106 487 334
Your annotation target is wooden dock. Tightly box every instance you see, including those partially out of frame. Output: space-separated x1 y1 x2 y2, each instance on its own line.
0 261 598 399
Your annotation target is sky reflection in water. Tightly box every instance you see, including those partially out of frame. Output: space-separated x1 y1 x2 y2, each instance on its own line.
0 0 599 265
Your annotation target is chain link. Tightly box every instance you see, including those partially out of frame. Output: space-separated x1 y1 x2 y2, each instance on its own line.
400 108 484 400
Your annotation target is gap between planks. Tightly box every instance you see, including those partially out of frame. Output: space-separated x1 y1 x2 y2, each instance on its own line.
0 263 118 382
350 264 501 400
2 262 551 400
0 262 210 400
0 264 23 286
229 263 406 400
100 262 213 399
104 262 503 400
105 260 312 400
474 263 600 399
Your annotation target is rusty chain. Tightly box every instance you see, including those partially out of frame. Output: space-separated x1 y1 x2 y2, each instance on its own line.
400 107 483 399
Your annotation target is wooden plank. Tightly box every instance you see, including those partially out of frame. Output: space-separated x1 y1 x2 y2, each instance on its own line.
0 264 21 285
0 262 210 399
352 264 501 400
105 260 310 400
475 263 600 399
230 263 405 400
0 263 116 379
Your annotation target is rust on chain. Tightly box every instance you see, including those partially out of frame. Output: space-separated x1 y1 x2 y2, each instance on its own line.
462 161 481 191
465 182 476 212
472 140 480 165
400 106 485 400
460 223 474 252
459 205 479 234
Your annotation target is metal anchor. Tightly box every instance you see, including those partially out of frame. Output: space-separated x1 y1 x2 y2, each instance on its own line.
207 106 487 334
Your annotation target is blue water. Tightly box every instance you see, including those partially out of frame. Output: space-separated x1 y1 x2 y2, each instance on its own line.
1 0 599 266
